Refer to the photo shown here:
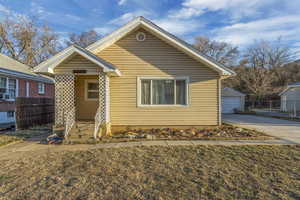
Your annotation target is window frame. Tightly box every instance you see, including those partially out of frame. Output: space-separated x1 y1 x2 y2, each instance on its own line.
137 76 189 107
84 80 99 101
38 82 45 94
0 77 18 101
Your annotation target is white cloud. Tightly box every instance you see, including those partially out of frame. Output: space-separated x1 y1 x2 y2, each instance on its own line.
0 4 10 14
109 10 151 25
94 26 115 36
118 0 127 5
169 0 270 20
154 18 203 36
168 7 203 19
213 15 300 46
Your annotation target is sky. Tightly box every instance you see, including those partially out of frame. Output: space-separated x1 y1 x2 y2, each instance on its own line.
0 0 299 50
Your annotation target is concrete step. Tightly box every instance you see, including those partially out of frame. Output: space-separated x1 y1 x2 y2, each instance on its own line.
75 121 94 128
65 138 97 144
73 129 94 135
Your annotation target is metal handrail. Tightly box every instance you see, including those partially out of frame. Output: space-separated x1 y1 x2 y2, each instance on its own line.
65 107 75 138
94 107 102 139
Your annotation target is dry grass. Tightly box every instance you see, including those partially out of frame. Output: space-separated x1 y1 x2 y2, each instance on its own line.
0 135 21 147
1 145 300 199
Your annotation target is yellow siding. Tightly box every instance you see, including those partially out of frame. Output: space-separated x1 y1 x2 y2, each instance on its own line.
96 28 220 126
54 54 102 73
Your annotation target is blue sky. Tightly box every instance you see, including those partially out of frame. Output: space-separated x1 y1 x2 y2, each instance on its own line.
0 0 300 50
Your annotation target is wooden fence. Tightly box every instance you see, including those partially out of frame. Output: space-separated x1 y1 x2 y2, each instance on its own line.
15 97 54 129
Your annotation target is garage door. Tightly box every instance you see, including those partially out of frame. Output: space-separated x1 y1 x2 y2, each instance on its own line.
222 97 241 114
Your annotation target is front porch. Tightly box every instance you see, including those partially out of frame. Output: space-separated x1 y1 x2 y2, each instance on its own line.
55 72 110 139
39 45 121 139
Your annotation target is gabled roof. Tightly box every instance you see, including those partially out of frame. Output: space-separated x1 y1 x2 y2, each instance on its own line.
87 16 235 76
34 45 121 76
0 53 53 83
222 87 245 97
279 82 300 96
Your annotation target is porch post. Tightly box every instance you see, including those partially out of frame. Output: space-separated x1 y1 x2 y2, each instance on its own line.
54 74 75 126
98 72 111 136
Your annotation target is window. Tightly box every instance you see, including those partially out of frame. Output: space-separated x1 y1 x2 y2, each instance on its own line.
8 79 16 99
0 77 17 100
139 77 188 106
38 83 45 94
0 77 7 94
7 111 14 118
85 80 99 100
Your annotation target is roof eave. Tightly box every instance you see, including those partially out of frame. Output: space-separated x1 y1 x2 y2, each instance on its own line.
34 45 121 76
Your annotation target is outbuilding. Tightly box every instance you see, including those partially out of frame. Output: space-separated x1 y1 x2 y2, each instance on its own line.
279 82 300 112
221 87 245 114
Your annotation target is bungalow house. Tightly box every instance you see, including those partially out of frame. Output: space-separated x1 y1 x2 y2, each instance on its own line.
34 16 235 138
279 82 300 114
0 53 54 127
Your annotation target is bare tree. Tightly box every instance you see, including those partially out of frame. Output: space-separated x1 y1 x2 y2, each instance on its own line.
0 17 61 67
65 30 101 48
224 39 298 101
193 36 239 66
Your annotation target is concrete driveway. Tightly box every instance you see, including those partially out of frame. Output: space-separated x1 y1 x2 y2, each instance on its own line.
223 114 300 144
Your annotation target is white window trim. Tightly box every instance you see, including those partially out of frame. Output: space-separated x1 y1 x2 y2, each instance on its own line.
137 76 190 107
84 80 99 101
38 82 45 94
26 81 30 97
1 77 18 101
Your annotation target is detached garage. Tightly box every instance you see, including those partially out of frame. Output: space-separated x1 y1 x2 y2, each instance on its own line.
222 88 245 114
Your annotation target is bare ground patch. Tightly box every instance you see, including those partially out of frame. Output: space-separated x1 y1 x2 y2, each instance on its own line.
0 145 300 199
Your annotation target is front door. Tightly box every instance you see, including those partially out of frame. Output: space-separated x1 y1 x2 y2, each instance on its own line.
75 75 99 121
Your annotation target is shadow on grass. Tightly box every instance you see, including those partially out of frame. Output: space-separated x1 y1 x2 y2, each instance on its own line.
0 125 53 146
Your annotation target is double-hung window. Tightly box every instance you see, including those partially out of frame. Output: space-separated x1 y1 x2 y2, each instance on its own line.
0 77 6 94
139 77 188 106
0 77 17 100
85 80 99 100
8 79 16 99
38 83 45 94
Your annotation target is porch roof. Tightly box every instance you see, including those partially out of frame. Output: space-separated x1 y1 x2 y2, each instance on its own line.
33 45 121 76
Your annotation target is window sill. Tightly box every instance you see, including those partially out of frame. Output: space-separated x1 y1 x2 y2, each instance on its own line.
137 104 189 108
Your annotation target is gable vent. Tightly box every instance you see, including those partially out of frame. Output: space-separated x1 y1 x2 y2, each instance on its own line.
136 32 146 41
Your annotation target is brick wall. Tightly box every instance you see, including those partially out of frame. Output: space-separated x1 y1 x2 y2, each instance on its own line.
18 78 54 98
0 77 54 113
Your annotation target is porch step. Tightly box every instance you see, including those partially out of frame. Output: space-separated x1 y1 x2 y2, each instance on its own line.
67 121 95 139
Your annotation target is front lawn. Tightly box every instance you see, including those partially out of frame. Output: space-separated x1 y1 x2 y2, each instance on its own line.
1 145 300 199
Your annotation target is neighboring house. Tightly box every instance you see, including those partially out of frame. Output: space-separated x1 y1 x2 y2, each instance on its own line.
0 53 54 126
221 88 245 114
34 16 235 137
279 82 300 113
